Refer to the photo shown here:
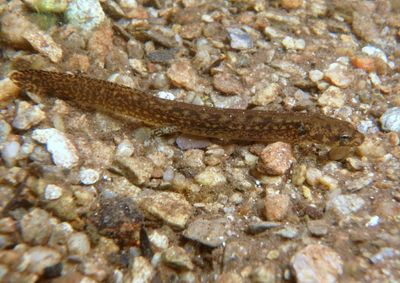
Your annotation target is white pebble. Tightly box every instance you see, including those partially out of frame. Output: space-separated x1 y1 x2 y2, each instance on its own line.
32 128 79 169
80 168 100 185
362 45 388 63
1 140 20 167
67 232 91 256
44 184 63 200
115 139 134 157
309 70 324 82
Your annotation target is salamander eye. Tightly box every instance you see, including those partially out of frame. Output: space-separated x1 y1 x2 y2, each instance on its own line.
339 134 352 144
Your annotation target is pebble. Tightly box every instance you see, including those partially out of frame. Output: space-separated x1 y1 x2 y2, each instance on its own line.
251 83 281 106
48 222 73 247
167 60 198 90
324 63 353 88
176 136 211 150
20 208 52 245
0 78 21 107
351 56 376 73
126 256 155 283
258 142 295 175
44 184 63 200
65 0 105 31
183 218 228 248
275 226 298 239
1 140 20 167
250 265 276 283
265 193 291 221
307 219 329 236
149 231 169 250
281 0 303 9
24 0 69 13
217 272 243 283
21 246 61 275
369 247 399 264
67 232 91 257
32 128 79 169
309 70 324 82
212 73 245 96
227 27 253 50
79 168 100 185
12 101 45 130
0 120 11 144
318 86 346 108
291 244 343 283
113 156 153 185
281 36 305 50
247 221 281 234
161 246 194 270
361 45 388 63
0 217 17 234
327 194 365 216
380 107 400 133
115 139 135 157
23 28 63 63
139 192 192 229
194 166 227 187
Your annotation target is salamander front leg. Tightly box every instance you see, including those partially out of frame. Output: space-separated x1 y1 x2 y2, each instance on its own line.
151 126 180 137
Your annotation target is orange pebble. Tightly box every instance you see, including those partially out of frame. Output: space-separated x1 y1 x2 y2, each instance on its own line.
351 56 376 72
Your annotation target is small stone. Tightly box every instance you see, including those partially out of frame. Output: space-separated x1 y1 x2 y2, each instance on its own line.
194 166 227 187
22 27 63 63
22 247 61 275
380 107 400 133
250 265 277 283
20 208 52 245
0 120 11 144
291 244 343 283
227 27 253 50
309 70 324 82
247 221 281 234
327 194 365 216
12 101 45 130
167 60 198 90
79 168 100 185
149 231 169 250
351 56 376 73
126 256 155 283
305 167 322 187
275 226 298 239
267 249 280 260
115 139 135 157
361 45 388 63
48 222 73 247
181 149 205 169
139 192 192 229
113 156 154 185
32 128 79 169
318 86 345 108
258 142 295 175
324 63 353 88
0 78 21 107
281 0 303 9
0 217 17 234
282 36 305 50
44 184 63 200
251 83 281 106
183 218 228 248
65 0 105 31
162 246 194 270
265 194 291 221
1 141 20 167
217 272 243 283
176 136 211 150
307 220 329 236
24 0 69 13
67 232 91 257
212 73 245 96
369 248 399 264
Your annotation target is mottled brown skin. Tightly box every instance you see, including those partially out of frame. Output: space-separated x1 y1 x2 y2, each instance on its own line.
9 69 364 146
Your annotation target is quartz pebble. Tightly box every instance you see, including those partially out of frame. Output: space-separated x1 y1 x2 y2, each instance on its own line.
126 256 155 283
22 246 61 275
318 86 346 108
139 192 192 229
79 168 100 185
12 101 45 130
65 0 105 31
282 36 305 50
44 184 63 200
1 141 20 167
258 142 295 175
324 63 353 88
251 83 280 106
32 128 79 169
291 244 343 283
67 232 91 257
227 27 253 49
380 107 400 133
327 194 365 216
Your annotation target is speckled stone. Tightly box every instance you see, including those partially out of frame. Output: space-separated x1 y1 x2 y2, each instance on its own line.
12 101 45 130
139 192 192 229
113 156 154 185
183 218 229 248
79 168 100 185
227 27 253 49
20 208 52 245
258 142 295 175
265 193 291 221
22 246 62 275
162 246 194 270
65 0 105 31
194 166 227 187
291 244 343 283
380 107 400 133
327 194 365 217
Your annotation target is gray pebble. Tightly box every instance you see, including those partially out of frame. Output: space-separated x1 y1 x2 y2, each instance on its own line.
247 221 281 235
227 27 253 50
183 218 229 248
1 140 20 167
369 247 399 264
0 120 11 144
327 194 365 216
275 226 298 239
380 107 400 133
